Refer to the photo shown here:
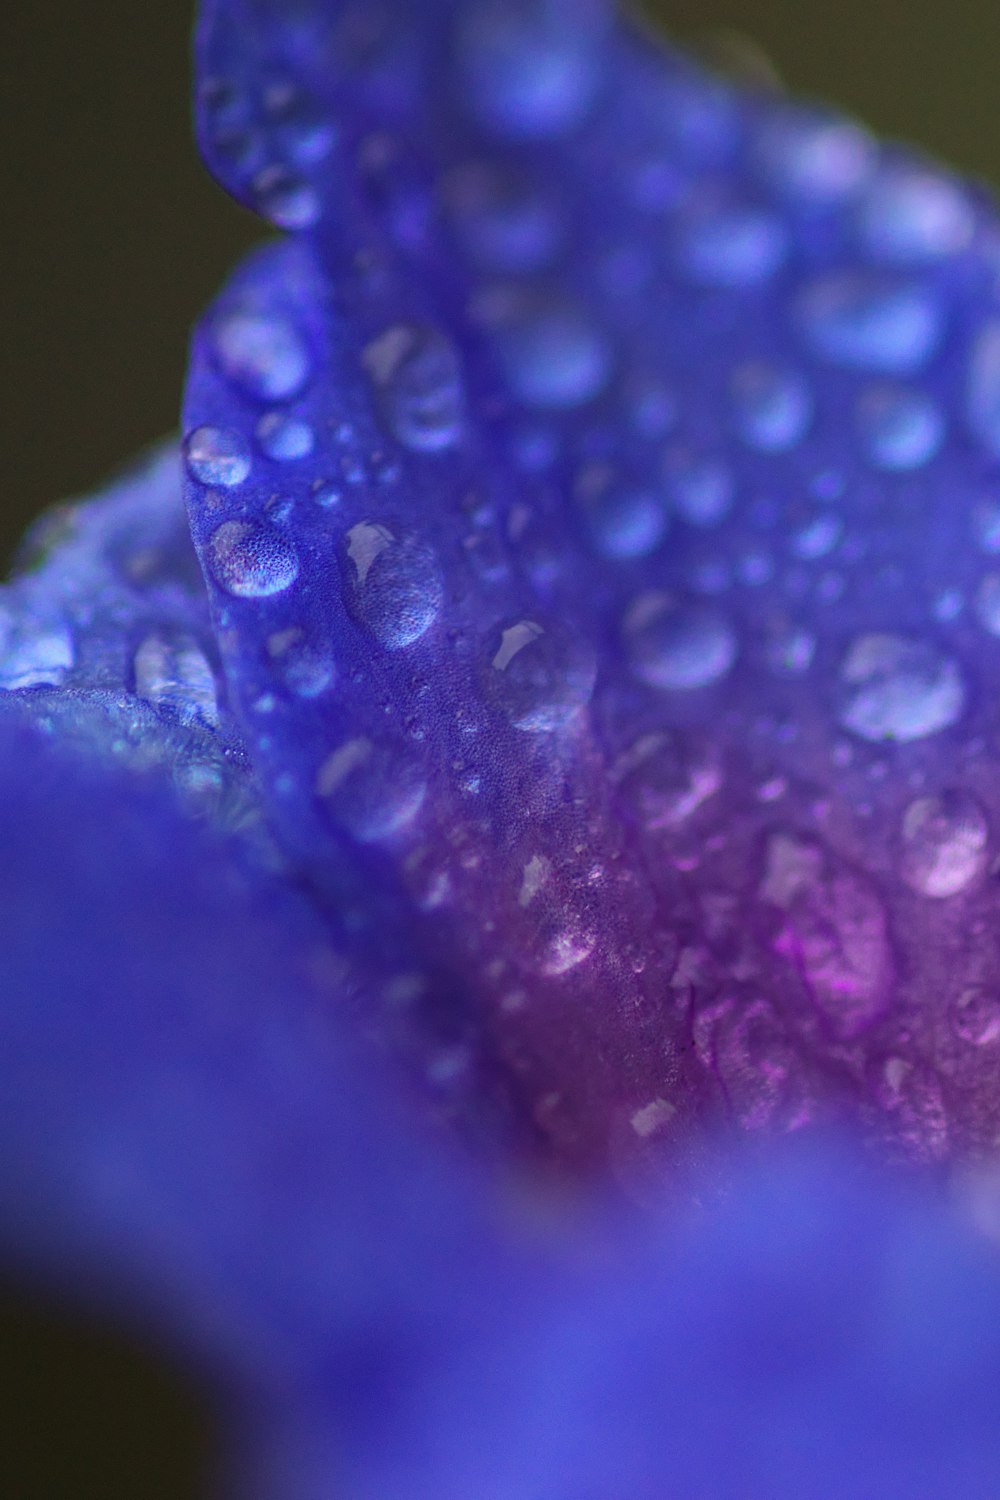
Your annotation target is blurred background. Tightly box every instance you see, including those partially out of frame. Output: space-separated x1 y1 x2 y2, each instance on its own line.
3 0 1000 1492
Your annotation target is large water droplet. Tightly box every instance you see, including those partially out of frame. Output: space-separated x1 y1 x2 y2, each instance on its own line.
837 633 966 743
624 593 737 690
899 790 988 898
483 617 596 731
133 631 219 726
316 737 425 842
858 165 974 264
183 425 252 487
857 384 944 471
797 273 941 374
730 360 812 452
665 452 734 529
341 521 442 648
0 621 74 690
208 519 300 598
363 325 464 453
212 309 311 402
255 411 315 462
455 0 606 139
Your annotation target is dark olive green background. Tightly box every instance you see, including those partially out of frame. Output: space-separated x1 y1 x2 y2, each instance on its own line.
3 0 1000 1494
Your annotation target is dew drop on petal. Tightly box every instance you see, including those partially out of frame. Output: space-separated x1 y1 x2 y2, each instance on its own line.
951 986 1000 1047
673 198 787 288
485 290 612 409
666 452 734 528
575 463 667 560
362 324 464 453
455 0 605 139
341 521 443 648
857 384 944 471
837 633 966 743
0 621 74 690
624 592 737 690
316 736 425 842
183 425 252 487
443 161 563 273
899 790 988 898
966 319 1000 460
208 519 300 598
797 272 941 374
212 309 311 402
730 361 812 452
755 108 876 204
857 165 974 264
483 617 596 731
975 572 1000 635
133 631 219 726
255 411 315 461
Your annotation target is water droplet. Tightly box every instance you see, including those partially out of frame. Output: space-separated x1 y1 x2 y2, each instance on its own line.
858 165 973 264
766 623 816 674
266 628 335 697
0 621 74 690
966 320 1000 460
665 452 734 529
574 463 666 560
790 510 842 561
837 633 966 743
755 108 876 203
363 324 464 454
316 737 425 841
975 572 1000 635
483 617 596 731
443 161 562 272
899 790 988 898
797 273 941 374
133 631 218 726
761 830 893 1038
484 289 612 409
212 309 311 402
255 411 315 461
341 521 442 648
730 361 812 452
951 986 1000 1046
624 593 737 690
673 196 787 287
615 730 722 830
539 924 595 976
252 165 321 229
183 425 252 487
857 384 943 471
973 500 1000 555
208 519 300 598
456 0 606 139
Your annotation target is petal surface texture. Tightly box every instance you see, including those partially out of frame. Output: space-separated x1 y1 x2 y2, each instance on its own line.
186 0 1000 1176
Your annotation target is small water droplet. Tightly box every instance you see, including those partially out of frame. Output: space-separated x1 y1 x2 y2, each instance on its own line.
673 195 786 287
790 510 842 561
755 107 876 203
255 411 315 461
133 631 218 726
858 165 973 264
575 463 667 560
316 737 425 841
665 452 734 529
208 519 300 598
363 325 465 454
838 633 966 743
183 425 252 487
341 521 442 648
730 360 812 452
973 500 1000 555
899 790 988 898
624 592 737 690
0 621 74 690
951 986 1000 1046
966 320 1000 460
212 309 311 402
266 628 335 697
975 572 1000 635
443 161 562 272
483 617 596 731
797 272 941 374
857 384 943 471
252 164 321 229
